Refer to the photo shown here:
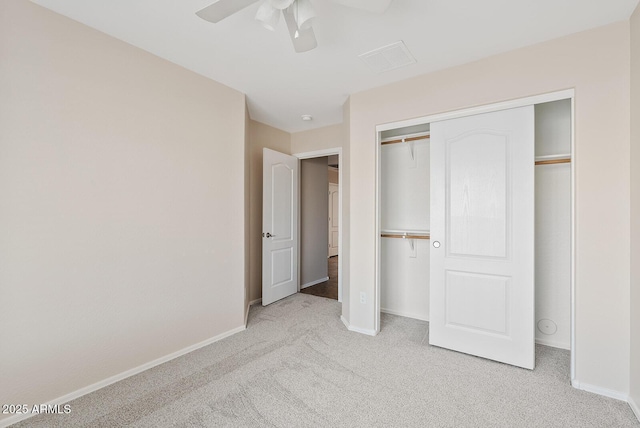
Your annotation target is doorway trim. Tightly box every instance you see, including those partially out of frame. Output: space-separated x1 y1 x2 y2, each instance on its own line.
374 89 575 380
293 147 343 303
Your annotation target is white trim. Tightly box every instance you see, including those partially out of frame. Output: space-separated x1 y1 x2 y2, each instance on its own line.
294 148 340 159
375 126 382 334
296 157 302 297
571 380 628 401
535 337 571 350
301 276 329 289
245 298 262 325
381 308 428 322
0 325 246 428
373 88 576 354
375 89 575 133
374 88 576 370
293 147 343 304
629 396 640 422
341 314 350 330
340 315 377 336
569 96 576 383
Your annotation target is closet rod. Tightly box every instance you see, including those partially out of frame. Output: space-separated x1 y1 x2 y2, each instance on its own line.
535 157 571 166
381 233 430 240
381 135 430 146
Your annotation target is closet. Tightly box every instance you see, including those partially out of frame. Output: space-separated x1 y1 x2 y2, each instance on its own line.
380 124 431 321
534 99 571 350
379 99 571 352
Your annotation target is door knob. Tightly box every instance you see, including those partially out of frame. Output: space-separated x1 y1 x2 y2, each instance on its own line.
433 241 441 248
266 232 275 238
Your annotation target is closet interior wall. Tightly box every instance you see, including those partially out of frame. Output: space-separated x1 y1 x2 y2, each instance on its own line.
380 124 431 321
378 101 571 351
534 99 571 350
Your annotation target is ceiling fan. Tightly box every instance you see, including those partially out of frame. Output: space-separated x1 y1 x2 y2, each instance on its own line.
196 0 393 53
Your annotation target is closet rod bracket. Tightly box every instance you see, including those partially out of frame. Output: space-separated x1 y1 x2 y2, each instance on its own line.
402 233 417 257
403 138 416 162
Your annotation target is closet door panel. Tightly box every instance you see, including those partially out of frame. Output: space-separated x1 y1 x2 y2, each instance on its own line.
447 132 508 259
430 106 535 370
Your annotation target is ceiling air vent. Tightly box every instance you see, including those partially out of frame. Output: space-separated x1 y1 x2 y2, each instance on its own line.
359 41 416 74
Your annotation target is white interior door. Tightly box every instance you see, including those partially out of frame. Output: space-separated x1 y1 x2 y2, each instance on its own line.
328 183 339 257
263 148 299 306
429 106 535 369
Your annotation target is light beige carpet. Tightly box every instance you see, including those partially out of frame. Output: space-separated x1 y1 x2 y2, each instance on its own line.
13 293 639 427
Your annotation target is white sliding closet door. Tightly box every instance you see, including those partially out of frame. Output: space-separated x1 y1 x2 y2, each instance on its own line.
429 106 535 370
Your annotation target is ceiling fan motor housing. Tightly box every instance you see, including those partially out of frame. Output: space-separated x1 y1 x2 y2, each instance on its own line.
196 0 393 53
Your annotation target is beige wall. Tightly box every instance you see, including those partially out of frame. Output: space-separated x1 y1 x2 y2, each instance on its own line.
248 120 291 302
291 123 343 154
0 0 247 418
347 22 631 395
630 2 640 416
300 158 329 286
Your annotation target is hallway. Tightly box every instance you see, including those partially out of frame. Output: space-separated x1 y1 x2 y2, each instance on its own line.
300 256 338 300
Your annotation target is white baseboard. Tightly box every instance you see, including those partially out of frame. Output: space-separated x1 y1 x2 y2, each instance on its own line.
381 307 428 322
629 395 640 422
340 315 377 336
535 337 571 350
0 324 246 428
340 315 350 330
301 277 329 289
245 298 264 326
571 379 628 401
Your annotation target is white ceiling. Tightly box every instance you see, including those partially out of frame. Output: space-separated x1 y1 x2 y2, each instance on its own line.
31 0 639 133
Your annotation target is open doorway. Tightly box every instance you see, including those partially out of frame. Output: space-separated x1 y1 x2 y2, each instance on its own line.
299 155 340 300
261 147 342 305
294 148 343 303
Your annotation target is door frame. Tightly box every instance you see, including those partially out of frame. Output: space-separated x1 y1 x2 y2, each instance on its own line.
293 147 343 303
328 181 340 258
374 89 575 379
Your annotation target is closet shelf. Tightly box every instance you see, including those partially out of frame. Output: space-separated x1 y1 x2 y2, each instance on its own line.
381 229 429 234
381 133 430 146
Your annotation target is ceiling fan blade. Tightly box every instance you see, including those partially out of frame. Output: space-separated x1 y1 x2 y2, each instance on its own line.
330 0 393 13
196 0 260 23
283 6 318 53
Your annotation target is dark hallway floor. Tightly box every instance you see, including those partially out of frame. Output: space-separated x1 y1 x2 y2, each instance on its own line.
300 256 338 300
